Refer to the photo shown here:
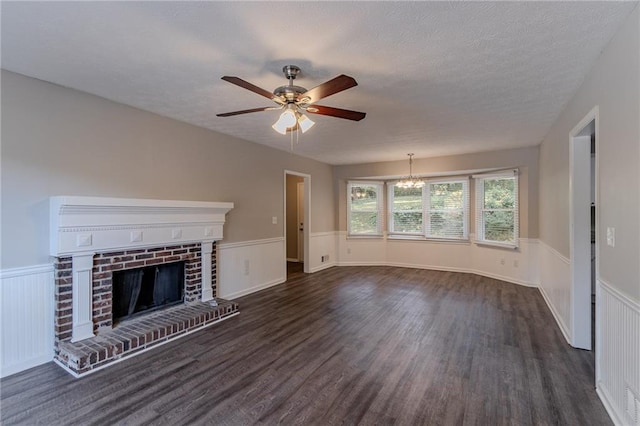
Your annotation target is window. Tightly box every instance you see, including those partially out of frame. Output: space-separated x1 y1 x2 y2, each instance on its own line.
388 185 423 234
475 170 519 247
348 181 384 236
425 180 469 240
388 179 469 240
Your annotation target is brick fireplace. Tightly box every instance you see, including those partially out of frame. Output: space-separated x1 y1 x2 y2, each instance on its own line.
49 196 237 376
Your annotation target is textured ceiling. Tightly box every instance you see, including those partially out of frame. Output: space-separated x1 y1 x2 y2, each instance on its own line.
1 2 636 165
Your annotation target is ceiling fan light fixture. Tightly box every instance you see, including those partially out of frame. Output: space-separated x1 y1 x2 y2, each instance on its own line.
272 108 297 134
396 153 425 188
297 113 315 133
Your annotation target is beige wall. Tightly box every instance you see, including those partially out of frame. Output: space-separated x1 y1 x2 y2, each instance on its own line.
539 6 639 301
285 174 303 259
0 70 335 269
333 146 539 238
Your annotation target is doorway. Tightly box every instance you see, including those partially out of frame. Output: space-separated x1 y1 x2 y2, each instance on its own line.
284 171 310 278
570 106 598 352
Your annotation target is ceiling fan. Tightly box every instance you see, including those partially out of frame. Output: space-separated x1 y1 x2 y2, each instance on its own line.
216 65 366 134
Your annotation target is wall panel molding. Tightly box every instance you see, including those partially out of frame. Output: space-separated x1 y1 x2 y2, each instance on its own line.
597 278 640 426
537 239 572 344
218 237 286 299
1 264 55 377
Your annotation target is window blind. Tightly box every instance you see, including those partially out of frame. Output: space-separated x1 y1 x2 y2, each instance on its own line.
348 181 384 236
474 169 519 247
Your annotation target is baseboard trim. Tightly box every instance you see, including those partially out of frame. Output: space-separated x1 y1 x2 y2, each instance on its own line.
308 262 337 273
336 261 537 288
222 278 286 300
1 354 54 378
468 269 538 288
385 262 469 274
538 285 571 344
596 384 624 426
337 261 388 267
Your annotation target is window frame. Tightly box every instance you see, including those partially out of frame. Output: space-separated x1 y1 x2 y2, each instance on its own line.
424 178 470 241
474 169 519 248
387 183 424 236
347 181 385 237
387 178 470 241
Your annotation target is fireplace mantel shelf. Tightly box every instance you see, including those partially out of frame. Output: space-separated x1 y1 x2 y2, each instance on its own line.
50 196 233 256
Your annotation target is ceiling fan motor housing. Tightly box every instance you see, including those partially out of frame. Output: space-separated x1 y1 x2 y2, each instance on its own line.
274 65 306 102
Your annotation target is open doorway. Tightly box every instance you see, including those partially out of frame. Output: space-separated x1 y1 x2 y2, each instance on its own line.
284 171 310 279
570 107 598 352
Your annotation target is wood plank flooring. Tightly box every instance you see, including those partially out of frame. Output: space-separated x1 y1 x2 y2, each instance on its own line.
0 266 610 425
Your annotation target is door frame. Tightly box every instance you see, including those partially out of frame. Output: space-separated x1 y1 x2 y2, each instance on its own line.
284 170 311 274
569 105 599 352
297 181 305 262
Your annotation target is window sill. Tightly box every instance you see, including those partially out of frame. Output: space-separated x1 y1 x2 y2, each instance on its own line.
387 235 471 244
347 235 384 240
474 240 519 250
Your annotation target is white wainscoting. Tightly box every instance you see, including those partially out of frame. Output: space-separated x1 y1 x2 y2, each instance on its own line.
337 231 387 266
537 240 572 343
0 264 55 378
217 237 286 299
308 232 338 273
386 239 470 272
596 279 640 426
470 239 539 287
337 232 539 288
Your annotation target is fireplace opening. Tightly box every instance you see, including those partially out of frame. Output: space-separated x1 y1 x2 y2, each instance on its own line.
112 261 184 323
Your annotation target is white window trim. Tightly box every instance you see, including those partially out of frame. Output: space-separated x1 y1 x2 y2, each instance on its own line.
347 181 385 237
387 182 423 236
387 178 470 241
474 169 519 249
424 178 469 241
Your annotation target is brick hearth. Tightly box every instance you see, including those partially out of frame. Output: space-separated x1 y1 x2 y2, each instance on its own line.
55 299 238 376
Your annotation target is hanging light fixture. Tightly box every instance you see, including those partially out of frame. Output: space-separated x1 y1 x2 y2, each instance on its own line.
297 113 315 133
272 104 315 135
396 153 425 188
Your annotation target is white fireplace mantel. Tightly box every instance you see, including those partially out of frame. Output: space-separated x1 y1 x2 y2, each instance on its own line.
49 196 233 342
50 196 234 256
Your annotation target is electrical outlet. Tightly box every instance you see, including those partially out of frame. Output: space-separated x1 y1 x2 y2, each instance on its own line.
500 258 505 265
272 216 278 225
325 254 329 261
513 260 519 268
244 259 250 276
347 248 352 254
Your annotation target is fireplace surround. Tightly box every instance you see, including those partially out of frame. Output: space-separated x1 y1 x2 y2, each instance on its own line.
49 196 236 376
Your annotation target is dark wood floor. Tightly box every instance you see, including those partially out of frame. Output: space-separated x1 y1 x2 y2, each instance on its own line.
1 266 610 425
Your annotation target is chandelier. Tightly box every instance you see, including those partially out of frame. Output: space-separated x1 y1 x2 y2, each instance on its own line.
396 153 424 188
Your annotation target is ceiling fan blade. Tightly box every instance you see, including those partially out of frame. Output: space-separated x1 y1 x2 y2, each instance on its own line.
305 105 366 121
221 76 284 104
216 106 280 117
298 75 358 104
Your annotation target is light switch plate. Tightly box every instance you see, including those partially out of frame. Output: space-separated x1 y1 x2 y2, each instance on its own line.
272 216 278 225
606 227 615 247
